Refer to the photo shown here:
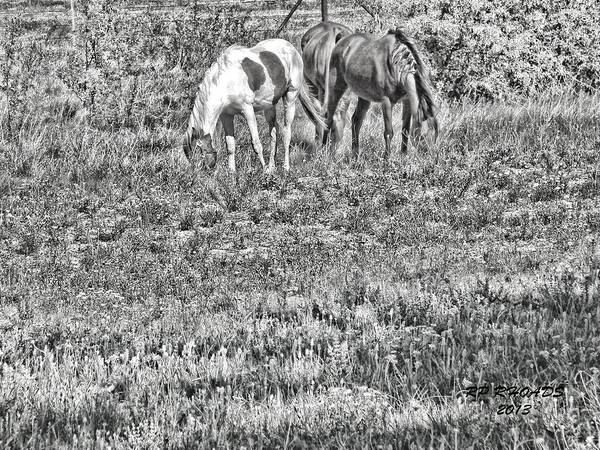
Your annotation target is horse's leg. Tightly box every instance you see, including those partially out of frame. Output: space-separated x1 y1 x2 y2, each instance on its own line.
315 86 325 143
242 104 266 170
382 97 395 160
323 86 347 148
221 114 235 172
306 78 324 143
404 75 420 152
351 97 371 159
401 98 412 154
282 93 297 171
323 67 347 148
264 107 278 173
331 91 350 143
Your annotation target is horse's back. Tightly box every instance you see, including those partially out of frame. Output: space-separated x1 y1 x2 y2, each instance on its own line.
302 21 352 90
333 32 387 59
332 33 399 102
301 23 325 51
331 33 380 73
222 38 303 110
252 39 300 63
219 39 299 72
301 21 352 49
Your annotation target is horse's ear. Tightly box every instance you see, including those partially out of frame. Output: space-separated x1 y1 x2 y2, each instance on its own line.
191 127 200 139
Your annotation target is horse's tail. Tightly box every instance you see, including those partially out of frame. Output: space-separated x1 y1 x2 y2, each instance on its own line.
299 77 328 131
388 28 439 139
322 30 346 113
322 46 332 112
414 68 439 140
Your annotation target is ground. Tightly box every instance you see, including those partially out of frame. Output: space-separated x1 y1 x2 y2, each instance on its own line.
0 93 599 448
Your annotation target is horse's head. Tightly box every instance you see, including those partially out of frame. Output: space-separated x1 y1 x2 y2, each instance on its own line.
183 127 216 169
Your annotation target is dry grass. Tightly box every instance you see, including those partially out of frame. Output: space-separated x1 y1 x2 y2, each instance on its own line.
0 88 599 448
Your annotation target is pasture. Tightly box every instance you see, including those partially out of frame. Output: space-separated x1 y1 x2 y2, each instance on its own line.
1 0 600 448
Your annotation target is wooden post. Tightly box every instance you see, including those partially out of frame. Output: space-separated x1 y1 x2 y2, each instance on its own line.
321 0 328 22
275 0 303 36
70 0 76 44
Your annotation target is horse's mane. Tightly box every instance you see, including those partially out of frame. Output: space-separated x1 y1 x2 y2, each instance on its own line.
387 28 426 74
387 28 438 134
184 47 243 157
190 46 243 131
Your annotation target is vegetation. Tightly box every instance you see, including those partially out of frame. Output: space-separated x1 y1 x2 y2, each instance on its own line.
357 0 600 100
1 0 599 448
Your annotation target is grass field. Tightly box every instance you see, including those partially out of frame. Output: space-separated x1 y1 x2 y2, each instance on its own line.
1 86 599 447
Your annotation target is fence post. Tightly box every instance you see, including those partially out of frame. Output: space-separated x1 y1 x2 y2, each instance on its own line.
70 0 76 42
321 0 328 21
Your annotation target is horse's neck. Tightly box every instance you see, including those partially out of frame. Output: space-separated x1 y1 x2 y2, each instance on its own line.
195 88 224 136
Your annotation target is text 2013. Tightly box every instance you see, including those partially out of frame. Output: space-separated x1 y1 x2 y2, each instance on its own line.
496 404 532 415
465 384 566 415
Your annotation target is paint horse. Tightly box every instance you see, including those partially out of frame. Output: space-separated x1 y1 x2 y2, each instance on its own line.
183 39 326 172
300 21 353 144
323 29 439 159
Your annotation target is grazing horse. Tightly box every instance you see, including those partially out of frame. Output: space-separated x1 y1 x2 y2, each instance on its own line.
300 21 353 143
183 39 326 172
323 29 439 159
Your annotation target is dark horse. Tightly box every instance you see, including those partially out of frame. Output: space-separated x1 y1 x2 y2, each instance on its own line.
301 21 353 144
323 29 439 159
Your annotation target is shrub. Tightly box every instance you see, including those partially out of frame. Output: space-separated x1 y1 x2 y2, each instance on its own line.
355 0 600 100
54 0 263 127
0 17 49 137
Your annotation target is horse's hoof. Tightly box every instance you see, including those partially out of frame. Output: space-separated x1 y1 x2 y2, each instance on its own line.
265 165 275 174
